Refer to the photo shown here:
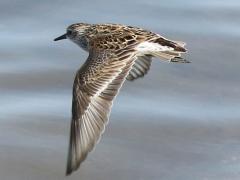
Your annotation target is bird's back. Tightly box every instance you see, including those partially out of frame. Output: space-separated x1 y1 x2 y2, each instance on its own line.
79 23 186 54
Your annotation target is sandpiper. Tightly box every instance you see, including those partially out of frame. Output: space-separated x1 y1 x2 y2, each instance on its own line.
54 23 188 175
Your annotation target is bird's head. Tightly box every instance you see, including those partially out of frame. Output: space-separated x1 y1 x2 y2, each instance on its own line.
54 23 90 42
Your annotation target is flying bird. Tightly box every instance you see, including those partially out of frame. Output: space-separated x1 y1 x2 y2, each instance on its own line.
54 23 188 175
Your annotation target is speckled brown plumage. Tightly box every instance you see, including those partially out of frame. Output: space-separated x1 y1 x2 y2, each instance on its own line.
54 23 188 175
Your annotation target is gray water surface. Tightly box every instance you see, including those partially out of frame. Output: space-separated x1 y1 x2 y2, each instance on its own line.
1 0 240 179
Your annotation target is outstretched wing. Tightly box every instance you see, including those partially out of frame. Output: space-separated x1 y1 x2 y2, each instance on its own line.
66 49 135 175
126 55 152 81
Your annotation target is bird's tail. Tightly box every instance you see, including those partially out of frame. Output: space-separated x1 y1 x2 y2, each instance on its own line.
150 38 189 63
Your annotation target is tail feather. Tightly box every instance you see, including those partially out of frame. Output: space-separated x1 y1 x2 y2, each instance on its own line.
172 40 186 47
152 38 188 63
135 38 188 63
151 51 189 63
151 51 175 60
171 57 190 63
154 37 187 53
164 50 181 57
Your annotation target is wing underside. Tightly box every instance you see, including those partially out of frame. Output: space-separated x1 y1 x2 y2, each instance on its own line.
66 50 135 175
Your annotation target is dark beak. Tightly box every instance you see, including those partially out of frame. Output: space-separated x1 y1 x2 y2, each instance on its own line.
54 34 67 41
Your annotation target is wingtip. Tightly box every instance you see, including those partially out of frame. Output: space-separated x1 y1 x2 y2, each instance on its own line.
65 170 72 176
65 165 71 176
66 164 74 176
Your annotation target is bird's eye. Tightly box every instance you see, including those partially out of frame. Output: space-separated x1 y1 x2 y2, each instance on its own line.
67 30 73 35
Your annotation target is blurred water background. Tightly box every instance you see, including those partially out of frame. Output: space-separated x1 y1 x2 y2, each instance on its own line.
1 0 240 179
